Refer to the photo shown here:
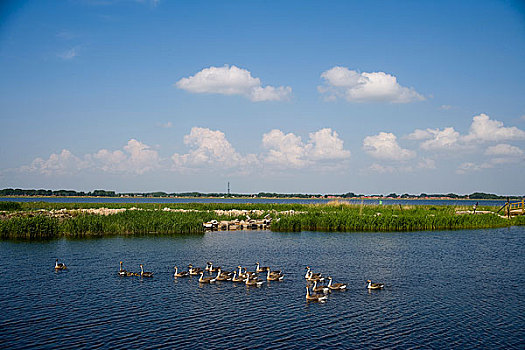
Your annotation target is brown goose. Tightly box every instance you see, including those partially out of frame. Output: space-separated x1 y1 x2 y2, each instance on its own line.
327 277 347 290
139 264 153 278
55 259 67 270
305 267 322 281
236 266 248 279
188 264 203 275
118 261 127 276
305 286 327 302
312 280 330 294
231 272 246 283
367 280 384 290
205 262 221 273
245 276 264 287
256 262 270 273
266 269 284 281
242 267 257 279
215 268 232 281
198 271 216 283
174 266 189 278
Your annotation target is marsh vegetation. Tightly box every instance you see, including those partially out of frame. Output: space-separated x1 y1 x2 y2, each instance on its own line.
0 201 522 239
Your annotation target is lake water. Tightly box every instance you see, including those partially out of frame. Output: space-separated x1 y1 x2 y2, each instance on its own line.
0 196 509 207
1 227 523 349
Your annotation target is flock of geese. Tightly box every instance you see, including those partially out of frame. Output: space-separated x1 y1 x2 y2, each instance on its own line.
54 259 385 303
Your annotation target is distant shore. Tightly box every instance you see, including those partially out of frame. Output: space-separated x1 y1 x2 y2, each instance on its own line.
0 195 514 201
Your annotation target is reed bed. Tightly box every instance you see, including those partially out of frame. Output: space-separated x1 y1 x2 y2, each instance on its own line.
0 202 523 239
0 210 216 239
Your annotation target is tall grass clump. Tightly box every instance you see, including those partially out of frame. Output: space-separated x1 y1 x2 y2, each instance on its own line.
0 201 22 211
271 206 510 232
0 215 59 239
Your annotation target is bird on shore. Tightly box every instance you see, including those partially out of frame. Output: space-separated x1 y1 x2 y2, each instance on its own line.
367 280 384 289
55 259 67 270
139 264 153 278
305 286 327 302
174 266 189 278
327 277 347 290
198 271 216 283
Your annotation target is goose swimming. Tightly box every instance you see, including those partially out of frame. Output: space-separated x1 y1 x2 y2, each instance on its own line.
205 262 221 273
367 280 384 290
198 271 216 283
312 280 330 294
174 266 189 278
118 261 128 276
256 262 269 273
188 264 203 275
245 276 264 287
305 267 322 281
55 259 67 270
305 286 327 302
215 268 232 281
266 269 284 281
327 277 347 290
139 264 153 278
231 272 246 283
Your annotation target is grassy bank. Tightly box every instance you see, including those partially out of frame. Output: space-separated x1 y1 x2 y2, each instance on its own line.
0 201 523 239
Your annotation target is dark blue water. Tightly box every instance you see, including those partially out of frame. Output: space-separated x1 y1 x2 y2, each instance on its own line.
0 196 508 206
1 227 523 349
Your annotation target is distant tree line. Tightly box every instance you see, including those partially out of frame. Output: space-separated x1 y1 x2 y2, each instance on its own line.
0 188 522 199
0 189 116 197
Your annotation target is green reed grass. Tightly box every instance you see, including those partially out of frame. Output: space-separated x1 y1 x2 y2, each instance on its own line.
1 202 523 239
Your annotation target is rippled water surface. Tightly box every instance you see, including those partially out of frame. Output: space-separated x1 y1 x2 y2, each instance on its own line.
1 227 524 349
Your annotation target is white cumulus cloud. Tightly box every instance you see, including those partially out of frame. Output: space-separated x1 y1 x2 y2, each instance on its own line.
462 113 525 143
172 127 258 170
419 127 461 151
363 132 416 160
25 149 89 175
485 144 523 156
175 65 291 102
409 114 525 151
262 128 351 169
319 66 424 103
24 139 161 175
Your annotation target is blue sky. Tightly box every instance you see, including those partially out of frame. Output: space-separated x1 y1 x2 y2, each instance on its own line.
1 0 524 194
